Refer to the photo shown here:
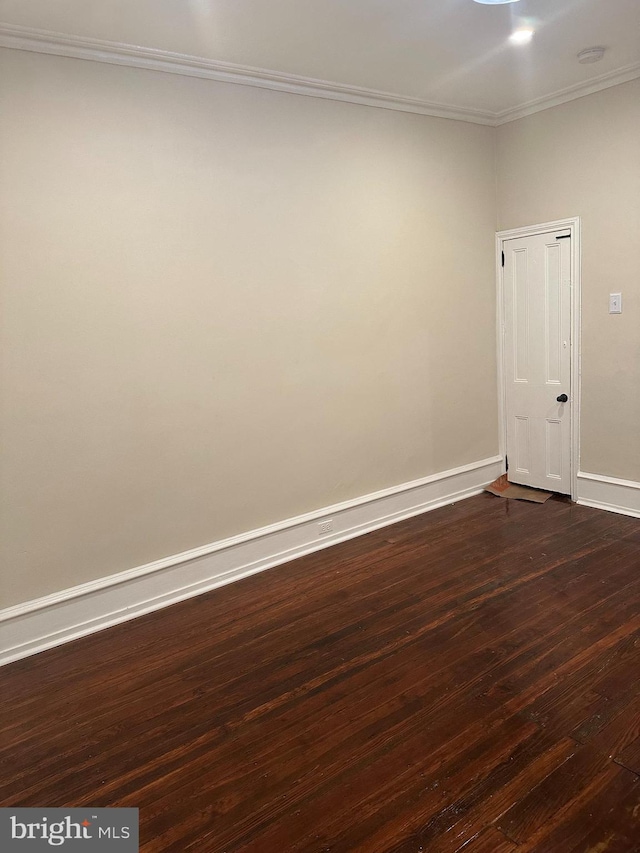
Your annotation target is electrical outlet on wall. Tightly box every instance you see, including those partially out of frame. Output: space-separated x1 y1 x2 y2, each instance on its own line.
318 519 334 535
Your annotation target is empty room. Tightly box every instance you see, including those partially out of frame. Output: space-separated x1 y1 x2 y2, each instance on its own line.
1 0 639 851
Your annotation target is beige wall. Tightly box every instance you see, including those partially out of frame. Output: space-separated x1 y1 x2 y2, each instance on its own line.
0 48 498 607
497 80 640 483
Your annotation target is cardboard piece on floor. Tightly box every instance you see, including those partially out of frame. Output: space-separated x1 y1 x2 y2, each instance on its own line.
485 474 552 504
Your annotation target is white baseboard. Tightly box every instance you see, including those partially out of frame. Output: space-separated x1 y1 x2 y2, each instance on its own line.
0 455 503 667
576 471 640 519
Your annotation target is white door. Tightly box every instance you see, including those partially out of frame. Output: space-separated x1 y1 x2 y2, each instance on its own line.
503 231 572 494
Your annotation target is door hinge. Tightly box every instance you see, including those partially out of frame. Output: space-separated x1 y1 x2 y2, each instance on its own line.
501 251 505 267
505 455 509 471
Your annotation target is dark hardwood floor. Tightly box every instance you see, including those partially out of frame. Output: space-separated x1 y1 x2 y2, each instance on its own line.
2 493 640 852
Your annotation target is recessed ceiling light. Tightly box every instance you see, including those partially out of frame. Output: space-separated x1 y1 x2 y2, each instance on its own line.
509 28 534 44
577 46 606 64
473 0 521 5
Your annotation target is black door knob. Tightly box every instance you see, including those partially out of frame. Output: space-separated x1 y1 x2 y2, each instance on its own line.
557 393 568 403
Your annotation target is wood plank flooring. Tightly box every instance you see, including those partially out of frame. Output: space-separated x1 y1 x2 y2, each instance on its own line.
1 493 640 852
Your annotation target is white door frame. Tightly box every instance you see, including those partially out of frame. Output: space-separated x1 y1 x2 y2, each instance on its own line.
496 217 581 500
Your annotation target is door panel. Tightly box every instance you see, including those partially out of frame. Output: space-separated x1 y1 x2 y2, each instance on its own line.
514 416 530 475
503 232 571 493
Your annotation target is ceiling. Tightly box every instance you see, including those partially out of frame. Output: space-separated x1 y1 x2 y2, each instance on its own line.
1 0 639 122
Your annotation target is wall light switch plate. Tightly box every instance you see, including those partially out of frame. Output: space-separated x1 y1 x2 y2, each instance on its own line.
609 293 622 314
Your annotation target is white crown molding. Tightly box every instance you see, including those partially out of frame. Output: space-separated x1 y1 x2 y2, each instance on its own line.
0 455 503 666
495 61 640 125
0 23 496 125
2 24 638 128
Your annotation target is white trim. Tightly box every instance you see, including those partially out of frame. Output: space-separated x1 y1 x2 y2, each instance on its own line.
495 218 581 500
496 237 508 467
494 62 640 125
1 24 638 126
0 455 502 666
0 24 495 125
576 472 640 519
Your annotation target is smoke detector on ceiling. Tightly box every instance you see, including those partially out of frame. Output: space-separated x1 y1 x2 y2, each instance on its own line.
577 47 606 64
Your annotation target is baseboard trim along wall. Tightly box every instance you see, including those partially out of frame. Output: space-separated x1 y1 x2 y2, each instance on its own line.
0 455 503 666
576 471 640 519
